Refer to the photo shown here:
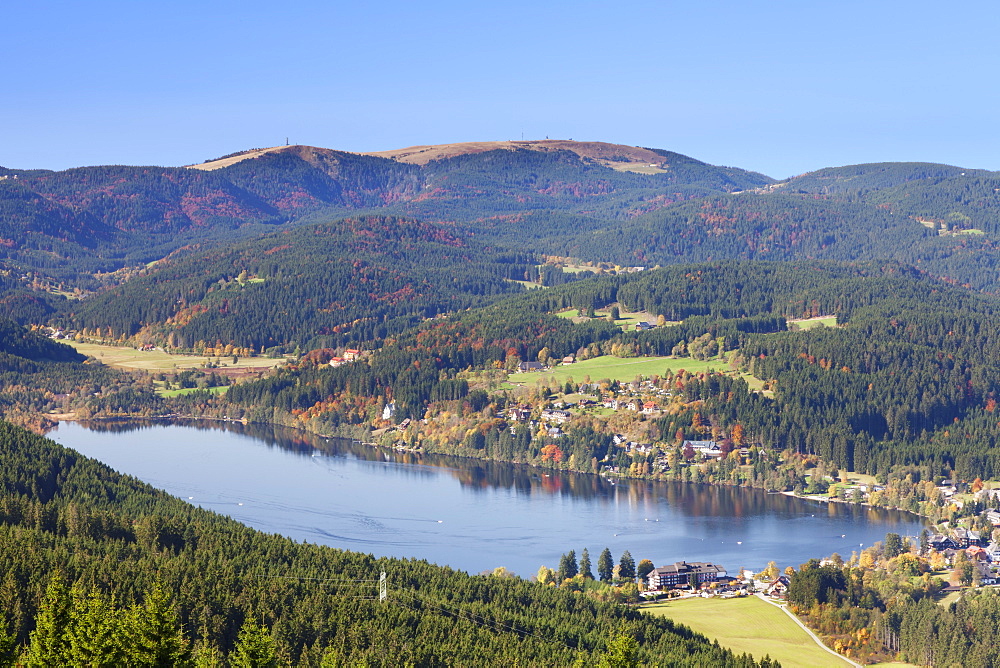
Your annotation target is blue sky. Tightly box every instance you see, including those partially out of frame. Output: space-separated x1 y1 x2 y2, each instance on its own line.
4 1 998 178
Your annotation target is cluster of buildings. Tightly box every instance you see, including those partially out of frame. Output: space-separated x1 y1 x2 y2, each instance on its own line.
643 560 796 601
327 348 362 367
928 527 1000 584
646 561 727 590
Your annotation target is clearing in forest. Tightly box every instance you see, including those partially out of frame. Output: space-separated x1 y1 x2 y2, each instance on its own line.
511 355 722 385
555 307 677 330
787 315 838 330
66 341 287 373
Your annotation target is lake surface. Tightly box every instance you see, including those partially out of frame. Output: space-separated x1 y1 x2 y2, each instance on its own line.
50 420 925 578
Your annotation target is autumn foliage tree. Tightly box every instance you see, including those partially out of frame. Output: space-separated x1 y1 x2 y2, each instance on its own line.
541 443 564 463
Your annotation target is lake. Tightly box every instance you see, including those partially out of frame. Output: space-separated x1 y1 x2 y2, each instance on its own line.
50 420 925 578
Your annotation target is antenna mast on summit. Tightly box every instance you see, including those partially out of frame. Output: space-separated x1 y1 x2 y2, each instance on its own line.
379 571 387 602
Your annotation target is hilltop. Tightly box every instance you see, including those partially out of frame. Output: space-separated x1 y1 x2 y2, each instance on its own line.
6 138 1000 333
190 140 719 176
365 139 677 173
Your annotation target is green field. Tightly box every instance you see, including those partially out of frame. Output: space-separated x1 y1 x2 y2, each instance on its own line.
511 355 724 385
788 316 838 330
937 589 962 607
157 385 229 398
554 306 672 331
67 341 287 372
506 278 546 290
643 596 852 667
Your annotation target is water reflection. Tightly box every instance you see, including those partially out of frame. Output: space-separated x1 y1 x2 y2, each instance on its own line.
59 419 925 576
73 418 914 524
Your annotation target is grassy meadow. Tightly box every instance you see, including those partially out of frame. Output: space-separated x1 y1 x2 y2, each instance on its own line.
510 355 724 385
157 385 229 398
555 306 676 331
787 316 838 330
66 341 287 372
643 596 853 667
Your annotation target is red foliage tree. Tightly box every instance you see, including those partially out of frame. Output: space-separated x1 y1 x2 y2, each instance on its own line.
541 444 564 463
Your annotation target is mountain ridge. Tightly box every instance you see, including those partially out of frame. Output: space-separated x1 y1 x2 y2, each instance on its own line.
8 139 1000 313
190 140 722 176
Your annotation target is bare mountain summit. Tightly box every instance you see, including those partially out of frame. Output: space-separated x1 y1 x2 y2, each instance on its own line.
364 139 674 173
190 140 678 174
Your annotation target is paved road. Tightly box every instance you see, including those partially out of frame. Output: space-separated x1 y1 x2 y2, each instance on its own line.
755 593 862 667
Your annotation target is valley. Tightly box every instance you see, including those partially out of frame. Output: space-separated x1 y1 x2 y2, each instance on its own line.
6 139 1000 664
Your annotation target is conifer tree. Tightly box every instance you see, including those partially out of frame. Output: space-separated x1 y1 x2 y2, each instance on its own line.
598 547 614 582
557 550 578 581
579 548 594 579
128 582 191 667
23 576 72 667
598 628 639 668
229 621 279 668
884 532 904 560
0 626 13 668
68 587 127 666
619 550 636 581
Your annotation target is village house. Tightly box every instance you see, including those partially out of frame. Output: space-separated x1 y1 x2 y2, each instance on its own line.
683 440 723 459
766 575 791 598
937 480 958 498
507 407 531 422
967 545 989 563
951 528 985 548
343 348 361 362
979 563 998 585
518 361 545 373
624 442 652 455
929 534 960 551
540 409 571 424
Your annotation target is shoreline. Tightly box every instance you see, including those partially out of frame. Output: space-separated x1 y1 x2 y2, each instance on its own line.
53 413 931 529
778 490 930 522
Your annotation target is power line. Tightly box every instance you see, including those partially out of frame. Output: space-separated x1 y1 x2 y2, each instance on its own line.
255 574 380 583
391 589 578 651
256 572 582 654
253 573 384 598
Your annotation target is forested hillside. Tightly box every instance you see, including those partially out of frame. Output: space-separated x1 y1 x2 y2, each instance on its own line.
0 421 772 666
0 143 763 279
12 141 1000 666
7 142 1000 299
218 260 1000 489
0 319 163 431
63 216 537 351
